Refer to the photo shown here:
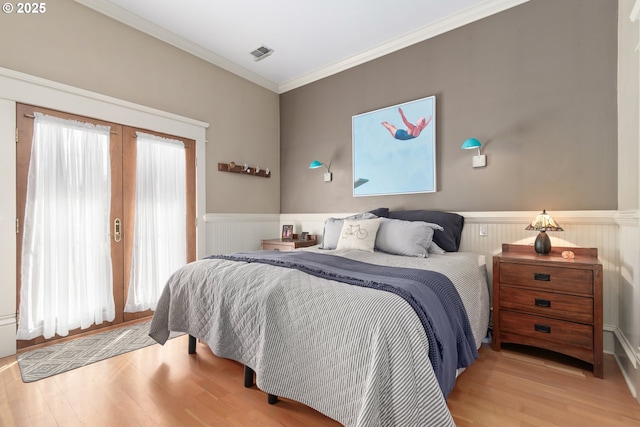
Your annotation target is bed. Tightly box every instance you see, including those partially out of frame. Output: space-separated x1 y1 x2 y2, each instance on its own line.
150 210 490 427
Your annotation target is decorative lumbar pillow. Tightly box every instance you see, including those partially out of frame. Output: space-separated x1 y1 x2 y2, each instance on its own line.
387 210 465 252
336 218 381 252
375 218 443 257
321 212 377 249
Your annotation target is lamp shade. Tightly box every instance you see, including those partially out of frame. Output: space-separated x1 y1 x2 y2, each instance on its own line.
525 209 563 255
461 138 481 150
525 209 563 232
309 160 323 169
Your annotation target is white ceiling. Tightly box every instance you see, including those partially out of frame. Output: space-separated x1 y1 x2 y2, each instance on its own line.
76 0 528 93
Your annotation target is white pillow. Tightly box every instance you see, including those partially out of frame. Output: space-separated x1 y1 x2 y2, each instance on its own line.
321 212 377 249
375 218 443 257
336 218 381 252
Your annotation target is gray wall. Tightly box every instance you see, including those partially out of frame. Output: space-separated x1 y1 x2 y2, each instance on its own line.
280 0 618 213
0 0 281 214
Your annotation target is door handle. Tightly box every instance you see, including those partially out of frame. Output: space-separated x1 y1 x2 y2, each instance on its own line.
114 218 122 243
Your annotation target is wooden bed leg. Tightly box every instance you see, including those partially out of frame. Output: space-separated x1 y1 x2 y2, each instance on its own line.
267 394 279 405
243 366 255 388
188 335 197 354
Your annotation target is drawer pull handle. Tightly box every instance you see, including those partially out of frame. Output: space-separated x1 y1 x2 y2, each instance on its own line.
534 272 551 281
534 324 551 334
534 298 551 308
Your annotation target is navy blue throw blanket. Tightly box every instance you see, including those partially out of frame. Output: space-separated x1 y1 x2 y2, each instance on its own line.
207 251 477 397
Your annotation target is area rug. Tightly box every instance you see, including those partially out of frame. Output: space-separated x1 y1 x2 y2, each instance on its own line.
17 321 184 383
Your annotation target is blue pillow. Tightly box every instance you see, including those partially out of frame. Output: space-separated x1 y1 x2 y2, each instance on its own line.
387 210 464 252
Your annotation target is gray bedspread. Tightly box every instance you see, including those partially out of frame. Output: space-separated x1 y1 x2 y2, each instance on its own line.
150 249 490 427
209 250 478 397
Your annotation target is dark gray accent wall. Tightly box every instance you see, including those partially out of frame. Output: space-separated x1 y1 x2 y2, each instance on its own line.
280 0 618 213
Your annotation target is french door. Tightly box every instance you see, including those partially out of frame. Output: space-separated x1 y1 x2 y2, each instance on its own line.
15 103 196 348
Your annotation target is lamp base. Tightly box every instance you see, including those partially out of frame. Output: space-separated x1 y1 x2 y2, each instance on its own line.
534 231 551 255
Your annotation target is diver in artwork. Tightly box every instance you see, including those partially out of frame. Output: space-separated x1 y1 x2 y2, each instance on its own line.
381 107 432 141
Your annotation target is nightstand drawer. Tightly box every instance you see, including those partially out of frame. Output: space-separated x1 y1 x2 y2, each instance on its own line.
500 263 593 295
261 238 317 251
262 242 292 251
500 285 593 323
500 311 593 349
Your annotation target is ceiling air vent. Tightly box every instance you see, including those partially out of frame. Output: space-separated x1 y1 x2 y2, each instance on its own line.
250 45 274 61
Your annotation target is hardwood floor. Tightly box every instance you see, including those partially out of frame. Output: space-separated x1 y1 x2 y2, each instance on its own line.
449 344 640 427
1 336 639 426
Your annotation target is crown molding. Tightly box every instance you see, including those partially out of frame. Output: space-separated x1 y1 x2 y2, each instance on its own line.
75 0 529 94
278 0 530 93
74 0 279 93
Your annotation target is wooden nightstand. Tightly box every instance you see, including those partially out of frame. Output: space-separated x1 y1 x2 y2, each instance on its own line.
492 244 603 378
261 238 317 251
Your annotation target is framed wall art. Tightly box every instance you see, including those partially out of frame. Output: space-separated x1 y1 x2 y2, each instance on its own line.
352 96 436 197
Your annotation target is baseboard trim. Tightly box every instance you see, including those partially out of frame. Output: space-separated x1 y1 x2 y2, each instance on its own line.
610 324 639 369
0 314 16 358
607 324 639 398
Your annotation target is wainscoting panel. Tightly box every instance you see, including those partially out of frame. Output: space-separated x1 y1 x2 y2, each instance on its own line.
204 213 281 255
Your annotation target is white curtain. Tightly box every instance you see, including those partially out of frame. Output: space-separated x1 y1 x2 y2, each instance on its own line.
125 132 186 312
17 113 115 340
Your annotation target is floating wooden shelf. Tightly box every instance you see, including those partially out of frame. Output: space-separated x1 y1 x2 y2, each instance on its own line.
218 162 271 178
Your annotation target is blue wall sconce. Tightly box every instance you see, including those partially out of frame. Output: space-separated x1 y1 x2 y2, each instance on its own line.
461 138 487 168
309 160 332 182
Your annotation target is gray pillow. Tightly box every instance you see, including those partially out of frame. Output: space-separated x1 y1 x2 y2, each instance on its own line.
321 212 377 249
387 210 464 252
375 218 443 257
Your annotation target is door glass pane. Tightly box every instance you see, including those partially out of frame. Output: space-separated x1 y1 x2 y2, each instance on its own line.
17 112 115 340
125 132 186 312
